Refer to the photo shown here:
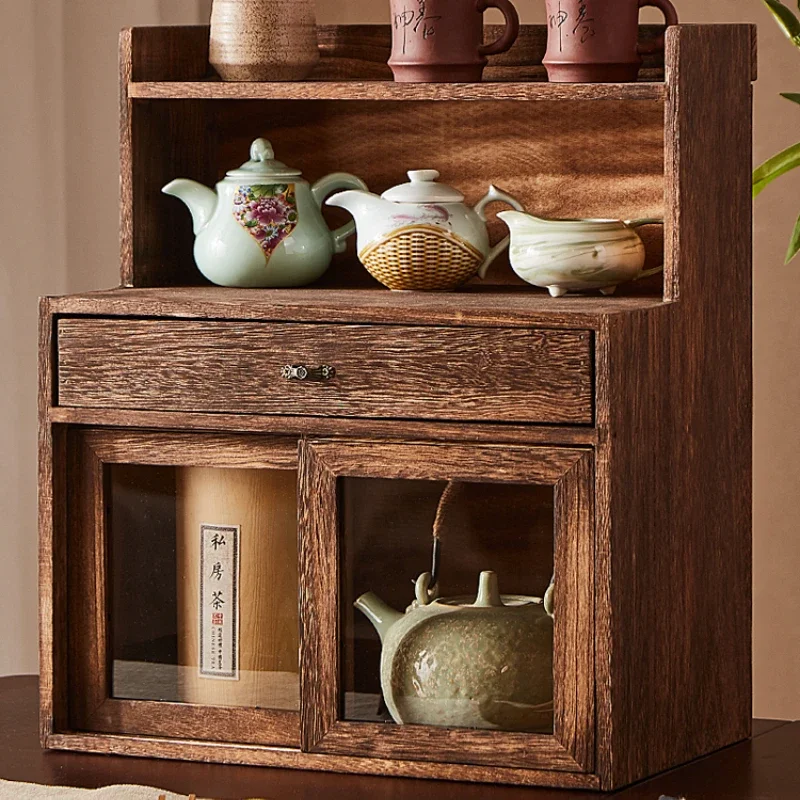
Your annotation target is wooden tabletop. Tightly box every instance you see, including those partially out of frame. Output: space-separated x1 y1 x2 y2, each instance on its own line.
2 676 797 799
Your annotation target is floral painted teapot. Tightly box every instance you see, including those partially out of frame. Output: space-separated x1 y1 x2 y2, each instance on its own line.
326 170 524 291
163 138 367 287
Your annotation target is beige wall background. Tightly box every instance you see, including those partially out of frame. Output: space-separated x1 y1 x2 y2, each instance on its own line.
1 0 797 719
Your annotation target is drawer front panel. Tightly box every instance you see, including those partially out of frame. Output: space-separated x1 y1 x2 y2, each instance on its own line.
57 319 593 424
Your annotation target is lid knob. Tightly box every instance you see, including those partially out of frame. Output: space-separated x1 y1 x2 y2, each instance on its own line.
408 169 440 184
250 138 275 163
474 571 504 608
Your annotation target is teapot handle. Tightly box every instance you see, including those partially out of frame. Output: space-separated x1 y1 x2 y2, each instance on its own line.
624 219 665 283
427 480 556 616
473 185 526 279
312 173 369 254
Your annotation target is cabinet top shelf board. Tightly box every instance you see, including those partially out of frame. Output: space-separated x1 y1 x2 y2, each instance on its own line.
127 80 666 103
47 287 670 330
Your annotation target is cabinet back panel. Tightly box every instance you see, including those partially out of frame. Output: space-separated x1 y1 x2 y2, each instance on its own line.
125 99 664 288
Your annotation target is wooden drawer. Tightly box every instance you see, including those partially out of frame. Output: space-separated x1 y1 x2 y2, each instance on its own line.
56 319 593 424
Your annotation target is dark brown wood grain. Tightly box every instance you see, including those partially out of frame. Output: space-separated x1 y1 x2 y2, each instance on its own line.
56 319 594 425
119 25 687 86
80 429 298 469
48 288 669 330
592 24 755 790
128 81 665 102
37 299 68 744
44 730 600 790
48 407 599 447
298 442 339 752
299 440 594 773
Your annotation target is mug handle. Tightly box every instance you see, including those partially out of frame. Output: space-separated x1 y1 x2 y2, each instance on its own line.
637 0 679 56
311 172 369 254
477 0 520 57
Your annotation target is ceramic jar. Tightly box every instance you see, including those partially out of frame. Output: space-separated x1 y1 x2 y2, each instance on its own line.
543 0 678 83
163 138 368 288
210 0 320 81
388 0 520 82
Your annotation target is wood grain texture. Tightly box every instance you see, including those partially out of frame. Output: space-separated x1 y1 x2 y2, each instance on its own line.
47 407 599 447
44 731 600 790
127 26 211 82
120 25 678 85
300 440 593 773
553 453 594 772
67 431 108 731
79 429 297 469
592 24 754 790
298 442 339 752
56 319 594 425
120 30 213 287
37 300 67 744
84 698 299 748
48 288 669 330
305 440 589 484
128 81 665 102
314 722 582 772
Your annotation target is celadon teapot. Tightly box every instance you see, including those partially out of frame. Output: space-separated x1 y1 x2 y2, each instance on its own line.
163 138 367 287
355 568 555 732
326 170 524 291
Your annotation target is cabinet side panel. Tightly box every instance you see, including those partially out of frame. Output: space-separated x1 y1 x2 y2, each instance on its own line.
599 24 753 789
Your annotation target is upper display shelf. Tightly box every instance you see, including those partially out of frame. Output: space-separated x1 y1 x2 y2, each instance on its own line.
121 23 700 97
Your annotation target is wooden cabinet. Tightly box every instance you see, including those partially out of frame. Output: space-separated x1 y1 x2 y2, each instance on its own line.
38 22 754 792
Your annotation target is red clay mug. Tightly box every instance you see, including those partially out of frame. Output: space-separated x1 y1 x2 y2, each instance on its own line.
543 0 679 83
389 0 520 83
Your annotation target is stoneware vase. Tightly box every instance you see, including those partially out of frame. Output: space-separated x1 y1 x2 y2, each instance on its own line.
543 0 678 83
388 0 520 82
209 0 320 82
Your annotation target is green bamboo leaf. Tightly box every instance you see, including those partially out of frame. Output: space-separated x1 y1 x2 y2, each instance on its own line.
753 140 800 197
782 92 800 104
763 0 800 45
785 213 800 263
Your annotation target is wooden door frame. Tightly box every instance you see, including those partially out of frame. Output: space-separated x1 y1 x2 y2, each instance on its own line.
66 427 301 747
299 438 595 773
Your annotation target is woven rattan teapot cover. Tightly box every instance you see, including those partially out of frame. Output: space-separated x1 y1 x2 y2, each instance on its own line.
326 170 525 291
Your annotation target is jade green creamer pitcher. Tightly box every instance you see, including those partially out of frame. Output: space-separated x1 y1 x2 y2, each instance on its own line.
163 138 367 287
356 569 555 732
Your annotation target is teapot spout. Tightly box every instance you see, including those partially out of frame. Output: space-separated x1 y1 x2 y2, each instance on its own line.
325 189 387 224
354 592 403 644
496 209 549 238
162 178 217 234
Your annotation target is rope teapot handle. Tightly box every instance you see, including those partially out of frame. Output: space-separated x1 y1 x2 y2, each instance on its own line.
420 481 555 618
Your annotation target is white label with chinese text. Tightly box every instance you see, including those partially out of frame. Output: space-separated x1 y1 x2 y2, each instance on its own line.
199 524 240 680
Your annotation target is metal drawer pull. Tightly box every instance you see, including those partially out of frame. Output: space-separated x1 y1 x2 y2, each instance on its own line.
281 364 336 382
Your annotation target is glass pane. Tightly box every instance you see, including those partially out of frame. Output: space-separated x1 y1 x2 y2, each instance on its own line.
341 478 554 733
108 464 299 710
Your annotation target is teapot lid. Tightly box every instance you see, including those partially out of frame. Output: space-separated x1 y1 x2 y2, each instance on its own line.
225 138 302 180
381 170 465 204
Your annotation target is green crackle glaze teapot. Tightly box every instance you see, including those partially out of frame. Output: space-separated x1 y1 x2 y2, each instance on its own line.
163 138 367 288
355 483 554 732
